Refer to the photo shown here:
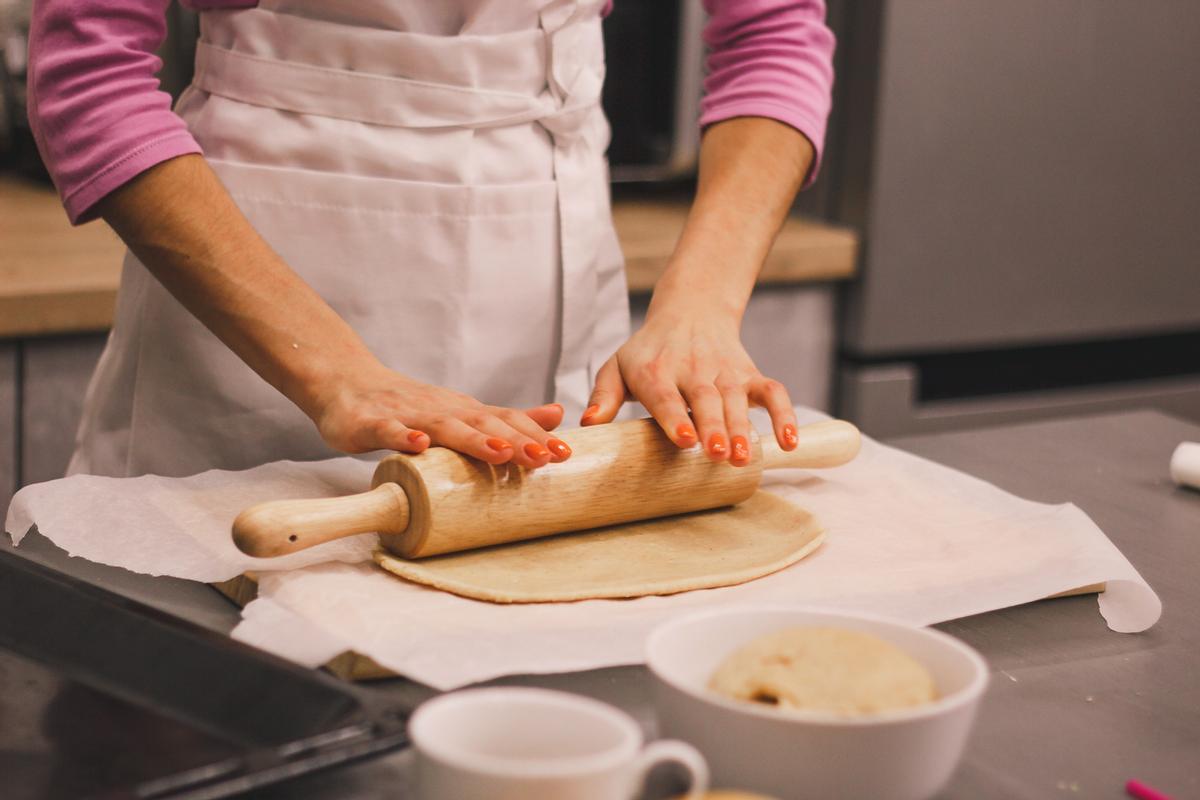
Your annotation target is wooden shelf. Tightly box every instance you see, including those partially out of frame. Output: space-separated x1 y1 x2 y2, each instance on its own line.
614 198 859 292
0 178 859 339
0 176 124 338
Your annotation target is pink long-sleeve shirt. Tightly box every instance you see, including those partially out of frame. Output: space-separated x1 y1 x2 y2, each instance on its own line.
27 1 835 225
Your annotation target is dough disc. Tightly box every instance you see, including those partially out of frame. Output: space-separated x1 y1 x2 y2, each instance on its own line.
373 490 824 603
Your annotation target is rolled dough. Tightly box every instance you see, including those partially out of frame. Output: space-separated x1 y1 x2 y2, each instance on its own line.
373 490 824 603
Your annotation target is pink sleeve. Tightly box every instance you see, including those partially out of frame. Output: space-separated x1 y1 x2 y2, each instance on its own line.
27 1 251 225
699 0 836 185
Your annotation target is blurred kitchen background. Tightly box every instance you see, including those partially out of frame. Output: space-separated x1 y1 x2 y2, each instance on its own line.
2 0 1198 512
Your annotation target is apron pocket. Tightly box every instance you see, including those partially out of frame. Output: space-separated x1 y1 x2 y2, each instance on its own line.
208 158 562 402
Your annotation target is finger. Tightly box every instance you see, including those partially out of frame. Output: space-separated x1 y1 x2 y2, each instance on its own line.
748 377 798 451
635 377 697 449
496 406 573 464
355 419 431 454
581 357 627 425
524 403 564 431
519 403 572 462
719 381 752 467
465 410 553 470
682 382 728 462
421 415 515 465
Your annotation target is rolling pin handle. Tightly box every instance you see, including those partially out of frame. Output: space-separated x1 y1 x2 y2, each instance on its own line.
760 420 862 471
232 482 411 558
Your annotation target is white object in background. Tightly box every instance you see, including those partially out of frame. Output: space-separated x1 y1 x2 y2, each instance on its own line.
409 687 708 800
646 607 989 800
1170 442 1200 491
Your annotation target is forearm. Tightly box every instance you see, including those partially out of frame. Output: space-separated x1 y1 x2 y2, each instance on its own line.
648 117 815 324
97 154 567 467
96 154 381 419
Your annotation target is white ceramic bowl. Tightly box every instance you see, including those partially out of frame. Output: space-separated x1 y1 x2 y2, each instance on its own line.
646 607 988 800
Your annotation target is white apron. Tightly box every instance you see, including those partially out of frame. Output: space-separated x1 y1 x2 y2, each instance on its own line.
69 0 630 478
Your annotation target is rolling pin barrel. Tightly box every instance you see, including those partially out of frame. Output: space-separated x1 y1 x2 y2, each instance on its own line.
232 418 861 560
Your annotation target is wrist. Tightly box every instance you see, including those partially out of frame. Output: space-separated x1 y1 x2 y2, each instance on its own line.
645 275 744 330
288 344 389 423
647 255 750 327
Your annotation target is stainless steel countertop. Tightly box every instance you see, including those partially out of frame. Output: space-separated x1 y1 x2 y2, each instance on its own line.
6 410 1199 799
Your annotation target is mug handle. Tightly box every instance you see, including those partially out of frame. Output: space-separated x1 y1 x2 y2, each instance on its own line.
634 739 710 799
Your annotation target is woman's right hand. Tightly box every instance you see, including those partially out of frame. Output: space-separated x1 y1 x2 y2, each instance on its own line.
311 364 571 469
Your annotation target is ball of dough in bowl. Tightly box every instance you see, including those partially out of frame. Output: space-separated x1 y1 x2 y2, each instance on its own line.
708 627 936 716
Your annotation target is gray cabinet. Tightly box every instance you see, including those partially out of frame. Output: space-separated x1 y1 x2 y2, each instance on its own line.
0 335 106 522
20 335 107 486
825 0 1200 436
838 1 1200 355
0 344 16 517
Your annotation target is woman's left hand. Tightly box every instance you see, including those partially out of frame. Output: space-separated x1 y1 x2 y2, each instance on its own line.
581 117 817 461
580 306 800 466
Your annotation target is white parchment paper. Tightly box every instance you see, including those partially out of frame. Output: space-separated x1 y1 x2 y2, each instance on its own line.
5 409 1161 690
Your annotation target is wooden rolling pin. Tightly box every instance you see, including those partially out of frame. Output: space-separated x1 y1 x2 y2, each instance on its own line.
233 418 861 559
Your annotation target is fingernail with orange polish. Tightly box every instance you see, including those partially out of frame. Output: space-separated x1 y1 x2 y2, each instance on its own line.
407 430 426 443
782 424 798 450
708 433 727 458
546 438 572 461
675 423 697 446
486 437 512 452
731 435 750 463
581 404 600 424
524 442 549 460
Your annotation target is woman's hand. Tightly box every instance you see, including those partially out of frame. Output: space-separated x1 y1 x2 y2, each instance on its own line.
579 117 816 463
581 306 799 467
312 364 572 469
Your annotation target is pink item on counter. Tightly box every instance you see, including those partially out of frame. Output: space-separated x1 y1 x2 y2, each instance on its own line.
1126 779 1174 800
27 0 835 224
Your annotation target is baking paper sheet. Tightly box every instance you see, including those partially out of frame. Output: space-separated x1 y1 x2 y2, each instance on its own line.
5 409 1161 690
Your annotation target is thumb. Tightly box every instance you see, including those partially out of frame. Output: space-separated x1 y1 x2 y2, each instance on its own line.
581 357 627 425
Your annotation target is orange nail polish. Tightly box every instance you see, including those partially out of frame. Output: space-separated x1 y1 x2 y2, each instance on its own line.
524 442 549 460
708 433 727 457
486 437 512 452
407 430 426 443
675 423 697 445
581 404 600 423
731 435 750 463
782 424 798 450
546 438 572 461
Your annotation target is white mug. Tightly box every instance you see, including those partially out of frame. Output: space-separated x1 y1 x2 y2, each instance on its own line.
409 687 709 800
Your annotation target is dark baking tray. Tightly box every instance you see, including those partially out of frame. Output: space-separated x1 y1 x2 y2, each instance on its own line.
0 547 410 799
